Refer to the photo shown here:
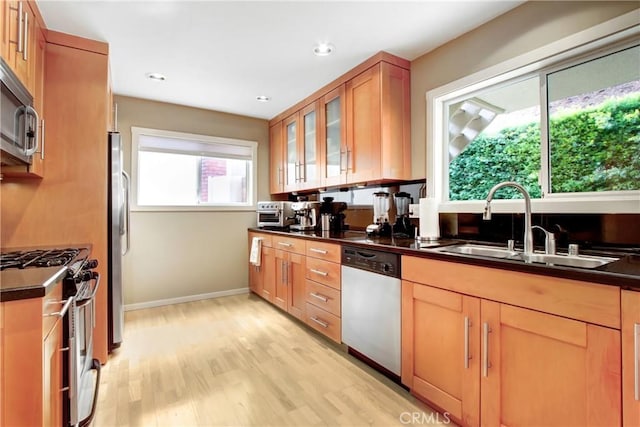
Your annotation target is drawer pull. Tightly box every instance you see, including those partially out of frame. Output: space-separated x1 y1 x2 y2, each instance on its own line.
309 248 328 254
310 268 328 277
278 242 292 247
635 323 639 401
310 316 329 328
45 298 73 318
310 292 329 302
483 322 491 377
464 316 471 369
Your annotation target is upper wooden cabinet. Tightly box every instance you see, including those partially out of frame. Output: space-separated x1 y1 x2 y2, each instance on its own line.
2 1 36 92
269 122 284 194
622 290 640 426
269 52 411 194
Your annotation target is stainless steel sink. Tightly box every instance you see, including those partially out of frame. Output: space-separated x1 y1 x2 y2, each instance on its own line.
434 243 619 269
515 253 618 269
437 243 519 259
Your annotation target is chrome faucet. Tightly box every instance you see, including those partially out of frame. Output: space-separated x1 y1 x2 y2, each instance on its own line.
483 181 534 255
532 225 556 255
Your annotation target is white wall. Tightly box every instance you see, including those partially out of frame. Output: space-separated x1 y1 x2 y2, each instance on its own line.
115 96 269 307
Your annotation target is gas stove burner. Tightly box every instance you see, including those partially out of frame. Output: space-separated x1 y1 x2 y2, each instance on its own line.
0 248 81 270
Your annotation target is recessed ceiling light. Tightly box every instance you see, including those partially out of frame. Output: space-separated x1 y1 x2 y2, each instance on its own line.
146 72 166 82
313 42 334 56
256 95 271 102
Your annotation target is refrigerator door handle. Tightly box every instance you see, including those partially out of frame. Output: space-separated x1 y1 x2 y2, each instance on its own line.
122 170 131 256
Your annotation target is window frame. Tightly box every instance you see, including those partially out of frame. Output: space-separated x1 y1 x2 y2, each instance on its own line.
427 11 640 214
131 126 258 212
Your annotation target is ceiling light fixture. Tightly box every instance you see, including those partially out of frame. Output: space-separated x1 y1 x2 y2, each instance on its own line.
256 95 271 102
313 42 334 56
146 72 166 82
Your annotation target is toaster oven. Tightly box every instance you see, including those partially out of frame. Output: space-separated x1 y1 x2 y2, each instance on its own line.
256 201 294 228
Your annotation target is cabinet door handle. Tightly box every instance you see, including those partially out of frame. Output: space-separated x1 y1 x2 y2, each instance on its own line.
464 316 471 369
309 248 328 254
309 292 328 302
280 260 285 285
310 268 328 277
46 298 73 318
346 148 352 171
22 9 28 61
17 2 24 53
310 316 329 328
483 322 491 377
40 119 45 160
635 323 639 401
339 149 347 172
277 242 292 247
277 167 282 185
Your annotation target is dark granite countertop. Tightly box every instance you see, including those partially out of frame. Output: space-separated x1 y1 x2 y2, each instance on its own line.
0 266 67 302
250 228 640 291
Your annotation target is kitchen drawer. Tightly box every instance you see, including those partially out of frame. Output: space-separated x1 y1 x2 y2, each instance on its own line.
306 303 341 343
305 279 341 317
272 236 305 254
305 241 340 263
249 232 272 248
306 257 341 290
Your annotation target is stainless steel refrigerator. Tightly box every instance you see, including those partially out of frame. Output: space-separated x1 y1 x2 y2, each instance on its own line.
107 131 129 351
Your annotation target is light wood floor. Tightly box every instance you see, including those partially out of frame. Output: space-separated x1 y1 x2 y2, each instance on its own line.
94 293 444 426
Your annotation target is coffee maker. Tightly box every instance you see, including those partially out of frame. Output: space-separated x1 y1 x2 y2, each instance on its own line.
320 197 348 231
290 201 321 231
393 192 415 237
366 192 392 236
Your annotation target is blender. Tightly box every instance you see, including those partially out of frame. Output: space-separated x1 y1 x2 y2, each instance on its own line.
366 192 392 236
392 192 415 237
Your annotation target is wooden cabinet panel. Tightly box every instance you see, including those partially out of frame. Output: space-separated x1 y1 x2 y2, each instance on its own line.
261 246 275 302
300 101 321 189
42 317 63 427
272 236 305 254
269 122 284 194
306 302 341 343
305 279 340 317
379 62 411 179
622 290 640 426
305 240 341 263
286 252 306 321
305 256 341 290
402 256 620 329
283 112 300 192
402 281 480 426
481 300 620 426
319 85 346 187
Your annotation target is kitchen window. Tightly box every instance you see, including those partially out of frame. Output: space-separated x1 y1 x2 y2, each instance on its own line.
131 127 257 210
428 16 640 214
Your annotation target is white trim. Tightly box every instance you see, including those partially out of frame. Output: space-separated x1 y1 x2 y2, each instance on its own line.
131 126 258 212
124 287 250 311
426 10 640 214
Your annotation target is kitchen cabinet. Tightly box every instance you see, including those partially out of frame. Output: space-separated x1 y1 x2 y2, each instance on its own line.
272 235 306 319
622 289 640 426
268 52 411 194
304 240 341 343
2 0 36 93
269 122 284 193
319 85 346 187
248 232 275 302
2 281 65 426
1 0 46 178
402 256 621 426
344 61 411 185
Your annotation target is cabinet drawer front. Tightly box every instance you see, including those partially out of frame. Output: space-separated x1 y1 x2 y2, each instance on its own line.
306 280 341 317
249 232 273 248
42 282 64 339
306 303 341 343
305 241 341 263
273 236 305 254
306 257 341 289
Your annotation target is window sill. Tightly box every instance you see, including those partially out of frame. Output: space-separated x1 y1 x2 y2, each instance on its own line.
131 205 257 213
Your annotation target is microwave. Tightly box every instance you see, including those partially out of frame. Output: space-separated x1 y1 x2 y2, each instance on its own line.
256 201 295 228
1 57 39 166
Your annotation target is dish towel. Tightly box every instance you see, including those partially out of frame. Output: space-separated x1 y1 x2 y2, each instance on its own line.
249 237 263 266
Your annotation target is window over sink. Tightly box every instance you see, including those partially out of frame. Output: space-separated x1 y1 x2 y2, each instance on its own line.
428 13 640 214
131 127 257 210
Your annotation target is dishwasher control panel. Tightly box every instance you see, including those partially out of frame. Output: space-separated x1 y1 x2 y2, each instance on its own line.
341 246 400 278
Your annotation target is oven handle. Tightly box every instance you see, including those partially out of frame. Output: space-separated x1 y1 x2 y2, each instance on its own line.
78 359 102 427
45 297 73 318
75 272 101 309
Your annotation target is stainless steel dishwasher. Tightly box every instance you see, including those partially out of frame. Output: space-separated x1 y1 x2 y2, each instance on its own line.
341 245 401 379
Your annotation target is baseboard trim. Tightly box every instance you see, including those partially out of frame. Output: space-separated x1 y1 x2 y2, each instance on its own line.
124 287 250 311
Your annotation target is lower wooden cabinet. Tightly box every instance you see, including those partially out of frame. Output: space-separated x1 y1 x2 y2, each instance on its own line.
402 256 623 427
274 249 306 320
2 282 65 426
622 290 640 426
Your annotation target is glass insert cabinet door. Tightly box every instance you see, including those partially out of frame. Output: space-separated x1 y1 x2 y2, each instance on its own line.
285 117 297 188
302 107 317 184
324 92 342 182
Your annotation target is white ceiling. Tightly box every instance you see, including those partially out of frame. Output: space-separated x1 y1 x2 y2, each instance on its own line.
37 0 524 120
